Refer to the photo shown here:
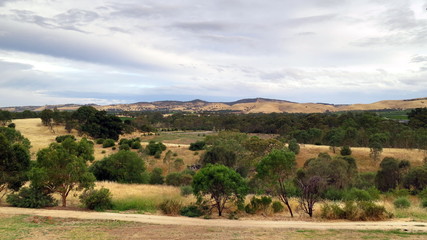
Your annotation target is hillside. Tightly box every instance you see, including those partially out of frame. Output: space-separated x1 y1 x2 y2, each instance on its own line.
2 97 427 114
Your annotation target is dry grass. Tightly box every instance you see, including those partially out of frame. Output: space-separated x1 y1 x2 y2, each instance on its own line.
297 144 425 172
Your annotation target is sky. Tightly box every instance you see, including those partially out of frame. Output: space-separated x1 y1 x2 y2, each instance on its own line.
0 0 427 107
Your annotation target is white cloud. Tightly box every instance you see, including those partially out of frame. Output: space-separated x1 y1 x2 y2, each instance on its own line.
0 0 426 107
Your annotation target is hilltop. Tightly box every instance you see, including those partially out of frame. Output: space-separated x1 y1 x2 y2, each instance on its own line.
2 97 427 113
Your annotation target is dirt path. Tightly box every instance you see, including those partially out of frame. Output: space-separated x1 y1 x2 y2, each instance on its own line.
1 207 426 232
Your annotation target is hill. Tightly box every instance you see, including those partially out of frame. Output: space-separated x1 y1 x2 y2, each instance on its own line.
2 97 427 113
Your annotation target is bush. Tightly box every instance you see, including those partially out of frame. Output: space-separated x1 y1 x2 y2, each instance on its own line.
119 144 130 151
146 141 166 156
159 199 183 215
323 188 345 201
355 172 376 190
321 201 389 221
272 201 284 213
180 185 193 196
393 189 410 197
6 186 58 208
180 205 203 217
245 196 272 214
419 188 427 199
344 188 373 202
393 197 411 209
131 141 142 150
166 172 193 186
149 168 164 185
7 123 15 128
189 141 205 151
96 138 105 144
421 199 427 208
55 135 76 143
288 139 300 154
79 188 113 211
102 139 115 148
173 158 185 171
340 146 352 156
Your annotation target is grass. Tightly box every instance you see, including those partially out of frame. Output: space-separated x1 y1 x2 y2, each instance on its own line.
111 196 157 213
140 131 214 145
376 110 410 120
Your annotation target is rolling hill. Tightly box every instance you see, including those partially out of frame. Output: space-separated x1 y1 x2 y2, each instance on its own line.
2 97 427 114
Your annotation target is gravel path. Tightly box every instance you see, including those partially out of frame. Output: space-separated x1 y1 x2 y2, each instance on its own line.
1 207 426 232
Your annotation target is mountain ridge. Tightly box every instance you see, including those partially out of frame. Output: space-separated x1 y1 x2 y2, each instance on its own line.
1 97 426 114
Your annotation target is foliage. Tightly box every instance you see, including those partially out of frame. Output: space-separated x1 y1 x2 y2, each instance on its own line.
403 165 427 192
55 135 76 143
145 141 166 156
355 172 377 189
288 139 300 154
272 201 284 213
393 197 411 209
102 139 115 148
89 150 147 183
180 185 193 196
421 199 427 208
256 149 296 217
245 196 272 214
340 146 352 156
149 168 164 185
0 129 31 200
173 158 185 171
165 172 192 186
200 146 237 168
189 140 206 151
96 138 105 144
408 108 427 128
180 204 204 217
119 143 130 151
79 187 113 211
6 186 58 208
375 157 402 192
30 138 95 207
158 199 183 215
296 175 326 217
0 110 12 126
343 188 374 202
192 164 248 216
321 201 389 221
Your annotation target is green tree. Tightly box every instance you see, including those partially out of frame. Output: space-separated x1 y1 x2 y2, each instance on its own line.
89 150 147 183
30 138 95 207
0 131 31 201
288 139 300 154
192 164 247 216
375 157 400 192
256 149 296 217
149 167 164 185
403 165 427 192
0 110 12 126
40 109 54 132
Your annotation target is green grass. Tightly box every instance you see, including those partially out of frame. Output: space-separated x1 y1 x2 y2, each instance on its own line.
141 131 214 144
111 196 158 213
358 229 427 236
376 110 410 120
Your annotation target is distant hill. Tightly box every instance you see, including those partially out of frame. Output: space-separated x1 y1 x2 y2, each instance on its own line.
2 97 427 113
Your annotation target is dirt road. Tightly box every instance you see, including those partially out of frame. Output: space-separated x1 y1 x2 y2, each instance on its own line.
1 207 426 232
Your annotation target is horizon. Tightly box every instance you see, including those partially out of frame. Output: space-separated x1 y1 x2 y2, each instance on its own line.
1 1 427 106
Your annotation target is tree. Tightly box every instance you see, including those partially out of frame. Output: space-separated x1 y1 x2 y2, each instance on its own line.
145 141 167 156
0 110 12 126
375 157 400 192
200 146 237 168
149 168 164 185
89 150 147 183
31 138 95 207
40 109 54 132
192 164 247 216
0 131 31 201
256 149 296 217
340 146 352 156
369 133 388 162
288 139 300 155
296 174 326 217
403 165 427 192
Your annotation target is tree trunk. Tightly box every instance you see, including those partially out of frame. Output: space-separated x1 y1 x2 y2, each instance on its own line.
285 202 294 217
61 194 67 207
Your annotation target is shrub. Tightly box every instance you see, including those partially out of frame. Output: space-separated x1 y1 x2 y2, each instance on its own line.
393 189 410 197
272 201 284 213
7 123 15 128
355 172 376 190
79 188 113 211
131 141 142 150
166 172 193 186
321 201 388 221
340 146 352 156
421 199 427 208
96 138 105 144
180 205 203 217
6 186 58 208
159 199 183 215
146 141 166 155
358 201 388 220
149 168 164 185
288 139 300 154
323 188 345 201
173 158 185 171
189 141 205 151
119 144 130 151
344 188 372 202
419 188 427 199
102 139 115 148
55 135 76 143
180 185 193 196
154 151 161 159
393 197 411 209
245 196 272 214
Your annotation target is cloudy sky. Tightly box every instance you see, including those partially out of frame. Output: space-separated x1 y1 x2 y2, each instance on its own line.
0 0 427 107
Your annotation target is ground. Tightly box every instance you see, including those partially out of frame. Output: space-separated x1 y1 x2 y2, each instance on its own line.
0 208 426 240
